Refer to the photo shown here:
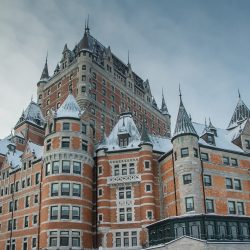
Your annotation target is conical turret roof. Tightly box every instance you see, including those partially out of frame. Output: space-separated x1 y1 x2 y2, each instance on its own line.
40 57 49 80
56 94 83 119
161 90 169 116
228 92 250 129
78 30 91 52
173 93 197 140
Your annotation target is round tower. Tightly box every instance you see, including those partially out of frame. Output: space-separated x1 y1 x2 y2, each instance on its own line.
39 94 94 249
171 93 204 215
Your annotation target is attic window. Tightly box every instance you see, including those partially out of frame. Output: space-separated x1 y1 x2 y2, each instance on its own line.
207 134 215 145
119 138 129 147
245 140 250 149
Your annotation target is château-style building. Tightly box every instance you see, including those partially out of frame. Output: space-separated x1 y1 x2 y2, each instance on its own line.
0 24 250 250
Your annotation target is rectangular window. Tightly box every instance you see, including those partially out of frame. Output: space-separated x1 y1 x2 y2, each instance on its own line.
61 206 70 219
52 161 60 174
46 139 51 151
185 197 194 212
204 175 212 186
61 183 70 196
72 231 80 247
62 161 70 173
72 206 80 220
51 183 59 196
60 231 69 246
72 184 81 197
50 206 58 220
237 202 244 215
24 216 29 227
181 148 189 157
27 177 31 187
116 232 121 247
246 139 250 149
234 179 242 190
82 124 87 134
98 166 103 175
201 152 209 161
206 199 214 213
193 148 198 157
46 163 51 176
98 188 103 197
231 158 238 167
144 161 150 170
49 231 58 247
146 184 152 192
228 201 236 214
25 196 30 207
32 238 37 248
8 220 12 231
15 181 19 192
33 214 38 224
147 211 153 220
62 122 70 131
223 156 230 165
73 162 81 175
34 194 39 203
183 174 192 184
226 178 233 189
82 140 88 151
61 137 70 148
35 173 40 184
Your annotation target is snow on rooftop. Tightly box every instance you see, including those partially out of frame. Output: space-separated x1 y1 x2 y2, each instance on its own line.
149 134 172 153
56 94 83 119
6 150 22 169
193 122 244 153
0 136 14 155
27 141 43 160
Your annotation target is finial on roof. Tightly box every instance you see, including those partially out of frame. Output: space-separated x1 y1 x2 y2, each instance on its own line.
238 89 241 99
205 118 207 127
85 15 90 34
179 83 182 100
128 50 130 65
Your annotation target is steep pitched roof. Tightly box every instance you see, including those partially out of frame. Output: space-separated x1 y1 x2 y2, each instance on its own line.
173 95 197 139
228 93 250 129
40 57 49 80
161 91 169 116
78 31 91 52
16 101 45 128
56 94 83 119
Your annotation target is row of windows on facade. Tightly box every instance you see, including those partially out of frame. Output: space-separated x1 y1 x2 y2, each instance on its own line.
51 182 81 197
6 237 37 250
185 197 245 215
46 137 88 151
47 122 87 135
115 231 138 248
0 173 40 197
7 214 38 232
178 147 239 166
97 161 151 176
183 174 242 190
45 161 82 176
50 205 81 220
0 193 39 214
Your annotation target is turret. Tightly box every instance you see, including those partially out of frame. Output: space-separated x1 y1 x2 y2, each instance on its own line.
39 94 94 249
37 56 49 106
161 89 171 137
171 89 204 215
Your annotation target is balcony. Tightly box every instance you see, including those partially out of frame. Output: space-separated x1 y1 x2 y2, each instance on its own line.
107 174 141 185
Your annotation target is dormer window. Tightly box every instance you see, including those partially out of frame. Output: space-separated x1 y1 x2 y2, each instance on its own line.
246 140 250 149
7 144 16 152
119 137 129 147
207 134 214 145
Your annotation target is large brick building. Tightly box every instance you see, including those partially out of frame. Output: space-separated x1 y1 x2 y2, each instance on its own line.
0 24 250 250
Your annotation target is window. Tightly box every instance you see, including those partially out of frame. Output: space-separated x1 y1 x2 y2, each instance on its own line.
118 186 131 199
27 177 31 187
119 207 132 222
82 140 88 151
82 75 86 81
8 220 12 231
82 123 87 134
35 173 40 184
204 175 212 186
185 197 194 212
98 166 103 175
181 148 189 157
194 148 198 157
228 201 236 214
15 181 19 192
49 231 58 247
246 139 250 149
61 206 70 219
206 199 214 213
24 216 29 227
223 156 230 165
60 231 69 246
183 174 192 184
52 161 59 174
226 178 233 189
62 161 70 173
61 137 70 148
115 231 137 248
46 139 51 151
237 202 244 215
33 215 38 224
207 134 214 144
144 161 150 170
98 188 103 197
72 231 80 247
32 238 37 248
50 206 58 220
145 184 152 192
231 158 238 167
72 206 80 220
73 162 81 175
147 210 153 220
57 92 61 98
25 196 30 208
62 122 70 131
61 183 70 196
72 184 81 197
51 183 59 196
234 179 242 190
34 194 39 203
46 163 51 176
98 214 103 222
201 152 209 161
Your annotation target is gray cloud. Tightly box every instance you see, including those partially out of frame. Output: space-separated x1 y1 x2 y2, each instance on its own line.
0 0 250 138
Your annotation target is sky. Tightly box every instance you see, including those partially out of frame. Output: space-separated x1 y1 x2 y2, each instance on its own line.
1 0 250 138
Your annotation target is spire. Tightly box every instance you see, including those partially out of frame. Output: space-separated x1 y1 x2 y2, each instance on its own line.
40 54 49 80
128 50 130 66
63 43 68 53
227 92 250 129
172 90 197 140
86 15 90 34
161 89 169 116
79 27 91 52
140 119 152 146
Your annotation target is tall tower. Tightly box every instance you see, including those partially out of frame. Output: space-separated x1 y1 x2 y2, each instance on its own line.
171 91 204 215
161 90 171 137
39 94 94 249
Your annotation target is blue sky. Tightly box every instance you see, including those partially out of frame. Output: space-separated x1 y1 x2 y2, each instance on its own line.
1 0 250 138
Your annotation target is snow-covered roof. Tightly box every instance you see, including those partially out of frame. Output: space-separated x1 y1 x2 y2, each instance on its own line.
56 94 83 119
0 136 13 155
16 101 45 128
6 150 22 169
149 135 172 153
26 141 43 160
193 122 245 153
